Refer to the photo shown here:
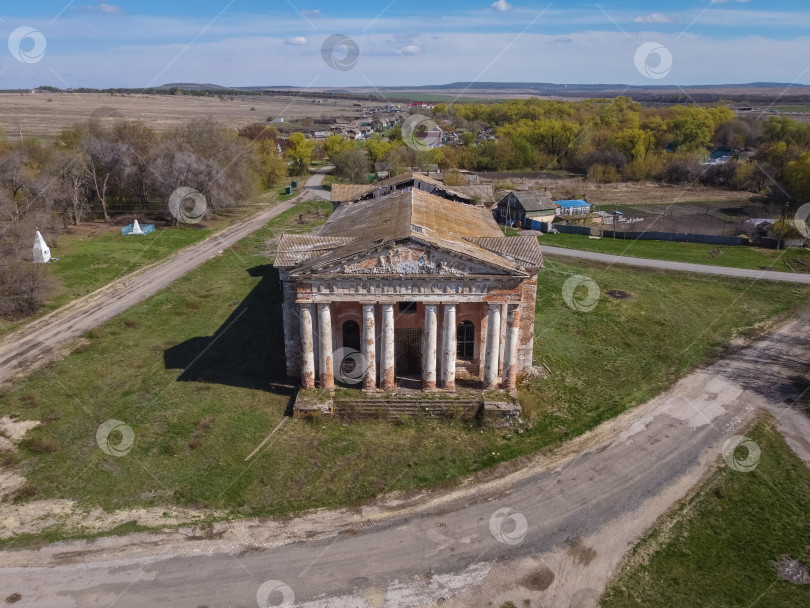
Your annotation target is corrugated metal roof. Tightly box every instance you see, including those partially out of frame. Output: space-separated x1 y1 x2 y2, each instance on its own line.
469 236 544 268
555 199 590 208
281 190 543 276
452 185 496 204
275 234 354 267
331 184 376 202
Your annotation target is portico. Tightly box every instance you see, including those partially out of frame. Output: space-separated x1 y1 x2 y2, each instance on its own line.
295 296 524 392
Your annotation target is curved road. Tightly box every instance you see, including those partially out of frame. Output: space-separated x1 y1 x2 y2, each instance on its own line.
542 245 810 284
2 314 809 607
0 167 332 387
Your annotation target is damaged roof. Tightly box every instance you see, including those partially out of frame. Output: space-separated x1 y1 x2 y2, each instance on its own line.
330 171 475 205
277 189 544 276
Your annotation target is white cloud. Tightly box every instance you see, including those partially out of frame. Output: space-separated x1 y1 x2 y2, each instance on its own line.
634 13 675 24
72 2 123 14
301 9 321 17
491 0 512 12
399 44 422 55
284 36 308 46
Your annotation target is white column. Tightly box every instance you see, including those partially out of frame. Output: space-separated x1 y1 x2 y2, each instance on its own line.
441 304 457 390
317 303 334 390
362 304 377 391
483 303 502 390
498 302 508 376
299 303 315 390
380 303 395 390
422 304 438 390
502 304 521 391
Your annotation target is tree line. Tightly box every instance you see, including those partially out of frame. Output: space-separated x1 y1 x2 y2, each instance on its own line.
0 117 289 319
323 97 810 206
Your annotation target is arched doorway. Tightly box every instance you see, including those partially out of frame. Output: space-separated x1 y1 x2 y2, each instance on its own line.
338 320 363 386
342 320 361 352
457 320 475 360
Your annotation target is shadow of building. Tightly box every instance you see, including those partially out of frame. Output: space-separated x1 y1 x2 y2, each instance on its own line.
164 265 292 399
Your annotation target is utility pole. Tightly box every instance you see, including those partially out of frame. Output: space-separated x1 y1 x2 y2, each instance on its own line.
778 200 790 250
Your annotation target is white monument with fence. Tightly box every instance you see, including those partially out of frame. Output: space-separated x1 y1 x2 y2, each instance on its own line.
121 219 155 236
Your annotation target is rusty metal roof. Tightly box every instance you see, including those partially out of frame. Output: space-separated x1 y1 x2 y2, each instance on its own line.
331 184 376 202
451 185 496 204
275 234 354 267
277 189 543 276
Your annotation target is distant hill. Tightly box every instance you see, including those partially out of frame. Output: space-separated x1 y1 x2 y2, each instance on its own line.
155 81 810 104
162 81 810 93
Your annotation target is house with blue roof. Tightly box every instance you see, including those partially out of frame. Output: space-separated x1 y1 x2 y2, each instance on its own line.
554 199 591 216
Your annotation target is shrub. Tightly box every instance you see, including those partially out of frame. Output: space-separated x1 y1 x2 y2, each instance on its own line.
20 435 59 454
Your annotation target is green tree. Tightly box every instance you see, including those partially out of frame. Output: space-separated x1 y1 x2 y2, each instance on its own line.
323 134 355 162
286 132 315 176
667 107 715 152
786 152 810 202
614 128 656 161
364 137 393 163
255 139 287 188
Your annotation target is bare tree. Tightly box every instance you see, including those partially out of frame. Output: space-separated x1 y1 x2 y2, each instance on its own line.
333 148 370 183
82 137 132 222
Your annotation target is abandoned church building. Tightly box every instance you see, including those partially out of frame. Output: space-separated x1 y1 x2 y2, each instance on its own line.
275 175 544 399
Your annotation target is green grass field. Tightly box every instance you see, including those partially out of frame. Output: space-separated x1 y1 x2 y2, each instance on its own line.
541 232 810 273
774 106 810 113
1 201 808 547
602 418 810 608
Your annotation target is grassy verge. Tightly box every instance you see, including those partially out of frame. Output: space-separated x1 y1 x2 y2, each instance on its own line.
0 201 807 547
540 231 810 273
602 418 810 608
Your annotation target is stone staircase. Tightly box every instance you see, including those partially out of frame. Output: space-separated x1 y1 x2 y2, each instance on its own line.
292 392 522 423
334 398 484 421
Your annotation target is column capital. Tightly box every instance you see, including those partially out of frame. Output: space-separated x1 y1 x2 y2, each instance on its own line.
488 302 503 311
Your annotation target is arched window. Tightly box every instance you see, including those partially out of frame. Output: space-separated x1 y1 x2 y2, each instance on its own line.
342 320 361 352
457 320 475 360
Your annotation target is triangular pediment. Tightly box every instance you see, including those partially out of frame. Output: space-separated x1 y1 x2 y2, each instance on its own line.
291 240 520 277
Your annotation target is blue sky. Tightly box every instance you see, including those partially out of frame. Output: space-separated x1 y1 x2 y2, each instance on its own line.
1 1 809 88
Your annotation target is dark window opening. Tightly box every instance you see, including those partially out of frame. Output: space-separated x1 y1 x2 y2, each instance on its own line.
398 302 417 314
457 320 475 360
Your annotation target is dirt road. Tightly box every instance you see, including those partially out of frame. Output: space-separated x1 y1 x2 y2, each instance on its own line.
2 312 808 607
0 168 332 388
542 245 810 284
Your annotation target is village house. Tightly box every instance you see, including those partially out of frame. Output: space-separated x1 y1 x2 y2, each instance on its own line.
494 191 556 227
275 189 543 396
